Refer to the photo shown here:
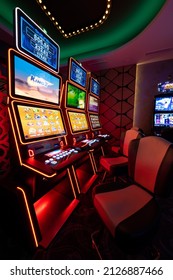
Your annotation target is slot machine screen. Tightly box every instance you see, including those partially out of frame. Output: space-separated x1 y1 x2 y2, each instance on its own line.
14 103 66 143
90 77 100 97
154 95 173 111
68 57 87 89
66 82 86 110
9 49 61 105
89 114 101 129
154 113 173 127
158 81 173 93
15 7 60 72
67 111 89 133
88 95 99 113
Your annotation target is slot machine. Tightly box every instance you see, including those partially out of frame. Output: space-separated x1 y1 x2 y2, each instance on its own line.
61 58 98 193
87 76 111 170
5 8 86 250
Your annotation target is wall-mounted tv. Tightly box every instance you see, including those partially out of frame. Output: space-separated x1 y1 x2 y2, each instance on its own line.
68 57 87 89
89 114 101 129
158 81 173 93
154 95 173 111
154 113 173 127
67 111 89 133
8 49 61 105
88 95 99 113
66 82 86 110
13 102 66 143
90 77 100 97
15 7 60 72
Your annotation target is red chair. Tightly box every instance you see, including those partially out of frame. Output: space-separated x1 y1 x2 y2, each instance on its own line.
92 136 173 255
99 128 143 182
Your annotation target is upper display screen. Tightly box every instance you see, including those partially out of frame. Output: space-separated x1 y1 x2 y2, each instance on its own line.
15 7 60 72
68 57 87 89
8 49 61 105
154 95 173 111
66 82 86 110
90 77 100 97
15 103 66 143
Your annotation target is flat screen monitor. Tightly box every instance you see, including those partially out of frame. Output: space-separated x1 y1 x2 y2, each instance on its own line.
158 81 173 93
66 82 86 110
8 49 61 105
15 7 60 72
89 114 101 129
14 102 66 143
88 95 99 113
154 113 173 127
68 57 87 89
154 95 173 111
90 77 100 97
67 111 89 133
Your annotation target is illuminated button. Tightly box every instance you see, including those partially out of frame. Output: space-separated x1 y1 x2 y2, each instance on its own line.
45 159 50 164
51 160 58 165
49 158 54 161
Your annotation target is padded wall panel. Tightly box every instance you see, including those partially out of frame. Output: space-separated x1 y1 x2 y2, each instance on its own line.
94 65 136 143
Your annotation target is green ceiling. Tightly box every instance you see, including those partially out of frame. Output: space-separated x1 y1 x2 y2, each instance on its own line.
0 0 166 65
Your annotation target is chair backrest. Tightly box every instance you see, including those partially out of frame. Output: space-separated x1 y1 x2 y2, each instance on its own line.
128 136 173 196
120 128 143 157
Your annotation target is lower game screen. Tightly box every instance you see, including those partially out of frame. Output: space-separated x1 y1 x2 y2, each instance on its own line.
68 111 89 133
17 105 66 140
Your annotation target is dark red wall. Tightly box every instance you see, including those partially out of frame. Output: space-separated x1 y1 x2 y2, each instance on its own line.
94 65 136 144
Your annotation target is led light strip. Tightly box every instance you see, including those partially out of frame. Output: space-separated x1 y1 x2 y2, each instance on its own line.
36 0 112 38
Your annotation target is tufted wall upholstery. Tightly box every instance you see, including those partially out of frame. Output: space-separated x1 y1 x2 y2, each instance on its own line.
94 65 136 145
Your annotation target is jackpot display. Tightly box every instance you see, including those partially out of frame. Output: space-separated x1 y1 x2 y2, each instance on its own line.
15 7 60 72
90 77 100 97
68 57 87 89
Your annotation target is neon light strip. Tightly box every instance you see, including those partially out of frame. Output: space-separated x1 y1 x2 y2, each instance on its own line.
71 165 80 194
17 186 39 247
67 168 77 198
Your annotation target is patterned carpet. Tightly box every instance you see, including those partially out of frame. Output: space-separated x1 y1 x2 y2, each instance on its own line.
32 180 173 260
1 175 173 260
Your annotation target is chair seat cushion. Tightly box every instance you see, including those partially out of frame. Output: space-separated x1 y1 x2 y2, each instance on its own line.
93 184 153 237
100 156 128 172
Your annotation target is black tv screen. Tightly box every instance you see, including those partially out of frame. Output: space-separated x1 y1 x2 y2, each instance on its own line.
13 102 66 143
15 7 60 72
154 113 173 127
154 95 173 111
68 57 87 89
8 49 61 105
90 77 100 97
88 95 99 113
66 82 86 110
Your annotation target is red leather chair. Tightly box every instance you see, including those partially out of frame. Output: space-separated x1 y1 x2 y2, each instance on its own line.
92 136 173 254
99 128 143 182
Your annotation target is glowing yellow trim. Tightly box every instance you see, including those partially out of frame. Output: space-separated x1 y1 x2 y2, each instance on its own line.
36 0 112 38
8 108 23 165
67 168 77 198
22 163 56 178
71 165 80 194
89 152 96 174
17 186 39 247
